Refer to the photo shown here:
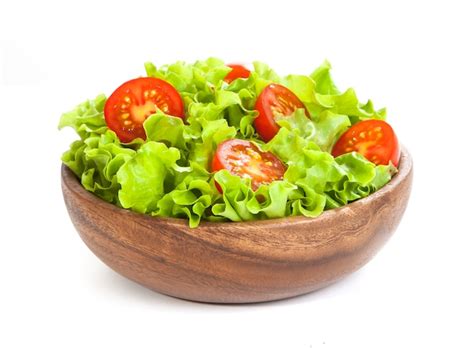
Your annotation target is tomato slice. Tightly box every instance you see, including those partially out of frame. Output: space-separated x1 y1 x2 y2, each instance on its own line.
212 139 286 191
224 64 251 83
254 83 309 142
104 77 184 143
331 119 400 167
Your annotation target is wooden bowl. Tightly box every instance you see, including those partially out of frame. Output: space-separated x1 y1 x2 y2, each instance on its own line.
61 148 413 303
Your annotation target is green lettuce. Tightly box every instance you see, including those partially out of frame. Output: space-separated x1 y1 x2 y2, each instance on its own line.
58 94 108 139
275 108 351 152
59 58 396 227
143 112 190 150
117 141 188 214
153 162 215 227
283 61 386 126
212 170 299 221
265 127 395 212
61 130 136 203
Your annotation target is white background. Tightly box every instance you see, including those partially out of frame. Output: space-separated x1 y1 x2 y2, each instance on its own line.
1 0 473 347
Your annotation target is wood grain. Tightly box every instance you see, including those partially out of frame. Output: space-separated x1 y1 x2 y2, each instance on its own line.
61 148 413 303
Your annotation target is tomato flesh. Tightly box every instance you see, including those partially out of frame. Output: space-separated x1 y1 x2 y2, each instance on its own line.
254 83 308 142
331 119 400 167
224 64 251 83
212 139 286 191
104 77 184 143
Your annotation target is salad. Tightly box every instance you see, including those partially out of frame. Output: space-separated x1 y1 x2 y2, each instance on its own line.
59 58 399 227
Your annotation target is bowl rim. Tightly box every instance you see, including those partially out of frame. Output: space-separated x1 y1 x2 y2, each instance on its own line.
61 147 412 230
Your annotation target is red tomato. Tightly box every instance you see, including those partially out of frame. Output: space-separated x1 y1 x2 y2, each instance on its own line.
212 139 286 191
224 64 251 83
331 120 400 167
254 83 308 142
104 77 184 143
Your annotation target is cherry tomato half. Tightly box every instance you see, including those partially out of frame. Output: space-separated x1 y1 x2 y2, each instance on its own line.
254 83 309 142
104 77 184 143
331 119 400 167
212 139 286 191
224 64 251 84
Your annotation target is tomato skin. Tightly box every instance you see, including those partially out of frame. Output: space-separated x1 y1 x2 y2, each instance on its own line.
212 139 286 192
224 64 251 83
254 83 308 142
104 77 184 143
331 119 400 167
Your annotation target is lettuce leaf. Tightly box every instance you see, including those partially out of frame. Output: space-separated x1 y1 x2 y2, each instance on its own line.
275 108 351 152
283 62 386 124
313 88 386 122
212 170 299 221
253 61 282 95
143 112 190 150
266 127 395 213
152 162 215 227
58 94 108 139
61 130 135 203
116 141 187 214
310 60 340 95
188 118 237 170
